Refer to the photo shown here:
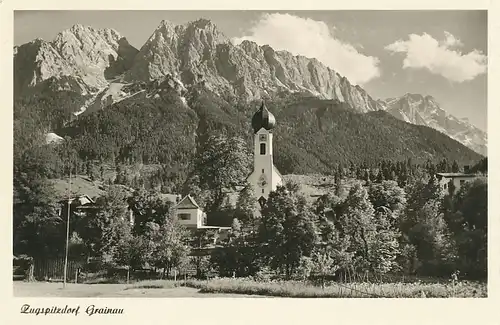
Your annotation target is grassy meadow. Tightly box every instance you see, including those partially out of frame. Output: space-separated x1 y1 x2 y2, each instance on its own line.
127 278 486 298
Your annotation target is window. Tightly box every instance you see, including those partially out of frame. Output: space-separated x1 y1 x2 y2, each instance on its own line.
178 213 191 221
260 143 266 155
262 169 265 173
262 189 265 193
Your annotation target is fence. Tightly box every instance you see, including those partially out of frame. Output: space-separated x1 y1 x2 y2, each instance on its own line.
33 258 85 282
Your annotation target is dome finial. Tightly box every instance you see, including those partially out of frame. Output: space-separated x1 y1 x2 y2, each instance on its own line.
251 100 276 133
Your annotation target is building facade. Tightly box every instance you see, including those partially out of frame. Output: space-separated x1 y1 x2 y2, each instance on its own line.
173 195 207 229
436 172 484 195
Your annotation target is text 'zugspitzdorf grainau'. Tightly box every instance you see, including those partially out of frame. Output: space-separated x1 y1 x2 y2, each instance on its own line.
20 304 124 316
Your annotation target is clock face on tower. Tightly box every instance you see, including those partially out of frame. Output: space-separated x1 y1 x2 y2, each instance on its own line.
258 174 268 188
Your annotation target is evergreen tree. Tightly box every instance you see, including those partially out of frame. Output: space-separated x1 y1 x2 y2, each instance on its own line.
99 164 105 180
336 163 344 179
376 170 385 183
356 166 364 180
363 170 371 184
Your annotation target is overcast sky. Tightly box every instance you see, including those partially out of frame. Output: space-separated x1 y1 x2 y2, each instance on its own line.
15 10 487 131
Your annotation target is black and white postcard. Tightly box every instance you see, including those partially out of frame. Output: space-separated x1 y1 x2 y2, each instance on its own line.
1 1 498 324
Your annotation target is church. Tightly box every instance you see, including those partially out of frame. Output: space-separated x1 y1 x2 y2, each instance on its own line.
165 101 283 228
246 101 283 211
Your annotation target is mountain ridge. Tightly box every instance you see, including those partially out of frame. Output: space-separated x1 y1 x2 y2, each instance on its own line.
14 24 139 96
13 19 486 168
14 20 384 113
381 93 487 155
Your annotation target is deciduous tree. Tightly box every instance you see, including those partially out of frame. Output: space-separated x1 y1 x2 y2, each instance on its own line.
258 183 319 278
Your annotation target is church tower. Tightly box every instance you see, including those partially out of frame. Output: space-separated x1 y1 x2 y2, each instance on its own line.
247 101 282 209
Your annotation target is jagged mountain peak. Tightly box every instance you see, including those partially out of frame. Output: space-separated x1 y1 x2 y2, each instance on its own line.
19 37 53 51
14 18 386 113
53 24 125 48
69 23 90 31
402 92 421 98
154 19 179 34
189 18 215 28
235 39 259 49
398 93 441 109
14 23 138 94
54 24 123 44
383 93 486 155
182 18 229 46
150 18 225 40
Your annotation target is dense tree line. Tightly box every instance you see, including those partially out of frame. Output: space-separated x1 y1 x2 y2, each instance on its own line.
209 176 486 281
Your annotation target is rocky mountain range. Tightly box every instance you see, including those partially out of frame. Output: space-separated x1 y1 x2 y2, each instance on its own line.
14 24 138 96
13 19 486 157
381 94 487 155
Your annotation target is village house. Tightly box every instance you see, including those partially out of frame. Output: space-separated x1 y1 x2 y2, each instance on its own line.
57 194 99 219
127 193 230 245
435 167 485 195
173 195 206 229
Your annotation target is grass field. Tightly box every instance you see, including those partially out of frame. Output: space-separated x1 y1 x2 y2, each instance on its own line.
192 278 486 298
13 281 264 298
14 278 486 298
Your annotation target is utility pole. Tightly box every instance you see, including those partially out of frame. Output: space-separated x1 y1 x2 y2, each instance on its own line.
63 162 71 288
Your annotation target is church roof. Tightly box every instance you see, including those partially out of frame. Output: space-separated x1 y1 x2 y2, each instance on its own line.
251 101 276 133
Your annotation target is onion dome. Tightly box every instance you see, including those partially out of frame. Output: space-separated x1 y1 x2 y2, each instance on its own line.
251 101 276 133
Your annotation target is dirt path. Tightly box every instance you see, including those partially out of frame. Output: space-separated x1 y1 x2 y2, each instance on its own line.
13 282 266 298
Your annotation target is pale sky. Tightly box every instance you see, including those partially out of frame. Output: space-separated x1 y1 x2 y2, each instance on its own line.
14 10 488 131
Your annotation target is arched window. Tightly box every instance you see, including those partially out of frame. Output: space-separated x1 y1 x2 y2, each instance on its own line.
260 143 266 155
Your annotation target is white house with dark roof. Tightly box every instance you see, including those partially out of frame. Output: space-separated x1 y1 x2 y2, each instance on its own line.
174 195 207 229
436 172 485 195
127 193 229 243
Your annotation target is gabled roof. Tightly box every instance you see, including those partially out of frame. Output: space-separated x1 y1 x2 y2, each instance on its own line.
58 194 95 206
175 195 200 210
